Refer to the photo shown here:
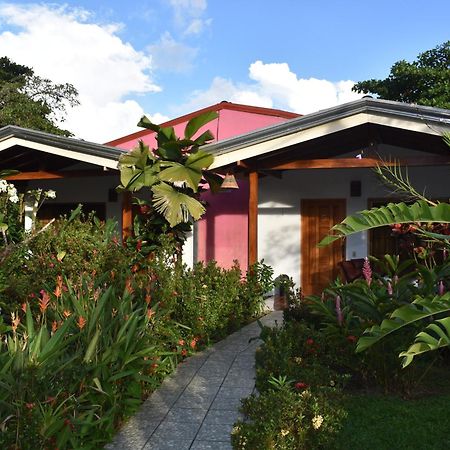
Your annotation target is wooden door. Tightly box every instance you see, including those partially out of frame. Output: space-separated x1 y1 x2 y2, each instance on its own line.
301 199 346 296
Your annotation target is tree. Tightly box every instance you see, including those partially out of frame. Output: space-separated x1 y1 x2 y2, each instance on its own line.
353 41 450 109
0 57 79 136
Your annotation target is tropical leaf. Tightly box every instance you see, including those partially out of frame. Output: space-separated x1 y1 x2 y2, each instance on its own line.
119 164 159 191
118 141 153 169
184 111 218 140
400 317 450 367
137 115 160 132
319 200 450 247
152 182 206 227
356 292 450 354
158 150 214 192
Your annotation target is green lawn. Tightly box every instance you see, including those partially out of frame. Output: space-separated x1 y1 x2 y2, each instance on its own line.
334 393 450 450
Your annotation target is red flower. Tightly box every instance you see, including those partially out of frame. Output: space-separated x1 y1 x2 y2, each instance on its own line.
347 335 357 344
136 240 142 251
178 339 185 346
306 338 314 346
181 349 187 357
190 338 198 349
294 382 308 390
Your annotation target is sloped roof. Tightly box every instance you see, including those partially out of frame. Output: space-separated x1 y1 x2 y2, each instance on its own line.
204 98 450 169
105 101 300 148
0 125 124 170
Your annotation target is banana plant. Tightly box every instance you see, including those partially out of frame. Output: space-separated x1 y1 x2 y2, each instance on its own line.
357 292 450 367
318 200 450 247
117 111 224 228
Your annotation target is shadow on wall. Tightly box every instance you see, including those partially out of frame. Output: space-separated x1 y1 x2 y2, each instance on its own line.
261 218 300 285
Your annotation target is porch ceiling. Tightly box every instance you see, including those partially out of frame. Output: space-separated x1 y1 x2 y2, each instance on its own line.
251 123 450 169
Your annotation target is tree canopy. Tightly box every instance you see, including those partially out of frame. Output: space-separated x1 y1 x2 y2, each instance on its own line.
353 41 450 109
0 57 79 136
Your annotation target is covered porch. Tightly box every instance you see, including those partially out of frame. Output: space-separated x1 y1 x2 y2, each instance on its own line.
202 98 450 293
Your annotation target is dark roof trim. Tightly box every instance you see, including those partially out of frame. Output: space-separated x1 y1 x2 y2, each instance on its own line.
203 98 450 158
0 125 125 160
105 101 301 147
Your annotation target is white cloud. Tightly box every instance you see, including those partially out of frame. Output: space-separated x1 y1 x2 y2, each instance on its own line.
168 0 211 35
148 32 197 73
180 61 363 116
146 112 170 124
177 76 273 114
0 3 161 142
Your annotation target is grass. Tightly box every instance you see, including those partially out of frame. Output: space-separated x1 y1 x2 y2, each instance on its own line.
334 393 450 450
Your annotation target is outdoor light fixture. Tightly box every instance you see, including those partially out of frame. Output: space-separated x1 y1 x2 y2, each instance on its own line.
221 173 239 190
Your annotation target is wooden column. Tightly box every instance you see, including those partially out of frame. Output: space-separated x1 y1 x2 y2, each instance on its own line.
122 191 133 241
248 171 258 267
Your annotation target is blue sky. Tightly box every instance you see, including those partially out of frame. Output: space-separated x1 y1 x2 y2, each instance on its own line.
0 1 448 141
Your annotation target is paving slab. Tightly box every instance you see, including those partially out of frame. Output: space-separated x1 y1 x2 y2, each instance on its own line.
106 310 283 449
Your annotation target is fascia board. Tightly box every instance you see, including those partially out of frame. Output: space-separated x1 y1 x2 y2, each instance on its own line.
0 137 119 169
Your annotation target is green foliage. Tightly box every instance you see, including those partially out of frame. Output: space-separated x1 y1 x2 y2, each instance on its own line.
118 111 220 229
0 213 271 448
353 41 450 109
0 214 126 313
318 200 450 247
0 56 79 136
231 387 346 450
357 292 450 367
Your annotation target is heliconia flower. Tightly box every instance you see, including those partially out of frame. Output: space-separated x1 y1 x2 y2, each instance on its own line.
54 275 64 298
125 278 134 294
52 321 58 333
147 308 155 320
39 291 51 313
21 303 27 313
76 316 87 330
387 281 393 296
178 339 185 346
63 310 72 319
335 295 343 326
362 258 372 286
145 293 152 305
438 280 445 296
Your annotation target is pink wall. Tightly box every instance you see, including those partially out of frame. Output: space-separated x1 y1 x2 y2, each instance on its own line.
109 108 293 150
108 104 297 269
197 179 249 270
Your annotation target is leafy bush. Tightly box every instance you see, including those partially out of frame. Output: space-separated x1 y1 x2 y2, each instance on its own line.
231 386 346 450
0 214 127 313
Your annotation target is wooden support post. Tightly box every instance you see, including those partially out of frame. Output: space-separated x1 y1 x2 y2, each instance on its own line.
248 171 258 267
122 191 133 242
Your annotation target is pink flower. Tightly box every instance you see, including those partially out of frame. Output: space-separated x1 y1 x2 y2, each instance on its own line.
362 258 372 286
294 382 308 390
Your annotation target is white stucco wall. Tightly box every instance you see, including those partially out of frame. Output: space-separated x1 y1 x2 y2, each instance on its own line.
258 145 450 287
27 172 122 228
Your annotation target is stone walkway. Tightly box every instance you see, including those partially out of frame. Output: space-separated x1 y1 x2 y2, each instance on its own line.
106 310 283 450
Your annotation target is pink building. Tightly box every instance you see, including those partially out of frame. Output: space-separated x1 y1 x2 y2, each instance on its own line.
106 102 300 270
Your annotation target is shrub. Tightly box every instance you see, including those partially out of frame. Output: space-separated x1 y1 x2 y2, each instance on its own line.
231 386 346 450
